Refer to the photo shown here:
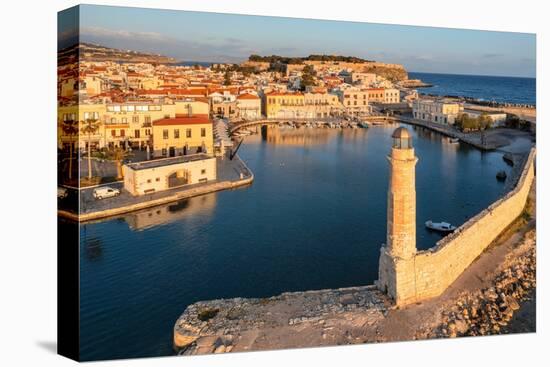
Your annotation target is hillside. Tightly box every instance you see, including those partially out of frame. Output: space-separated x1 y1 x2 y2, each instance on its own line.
242 54 408 81
58 43 177 65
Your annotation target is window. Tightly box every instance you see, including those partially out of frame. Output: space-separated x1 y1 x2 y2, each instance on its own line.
134 130 140 138
132 116 139 123
144 116 151 123
186 129 192 138
121 117 127 124
145 129 151 136
174 129 180 139
155 177 160 182
120 130 125 137
83 111 99 120
201 128 206 137
147 179 152 183
126 105 135 112
111 130 116 137
110 117 116 124
201 169 206 175
161 148 167 156
163 129 168 139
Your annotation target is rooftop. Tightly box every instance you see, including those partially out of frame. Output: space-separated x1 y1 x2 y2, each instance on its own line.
125 153 213 171
153 114 210 126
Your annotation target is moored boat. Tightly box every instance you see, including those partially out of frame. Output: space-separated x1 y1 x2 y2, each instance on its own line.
425 220 457 232
496 170 507 181
449 138 460 144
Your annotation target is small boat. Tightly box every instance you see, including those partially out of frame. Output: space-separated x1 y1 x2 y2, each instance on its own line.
425 220 457 232
360 122 370 128
449 138 460 144
496 170 507 181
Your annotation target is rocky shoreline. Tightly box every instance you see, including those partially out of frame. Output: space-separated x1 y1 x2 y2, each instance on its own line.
430 230 536 338
173 227 536 355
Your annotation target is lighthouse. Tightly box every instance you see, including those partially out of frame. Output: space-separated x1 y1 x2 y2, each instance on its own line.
377 127 419 305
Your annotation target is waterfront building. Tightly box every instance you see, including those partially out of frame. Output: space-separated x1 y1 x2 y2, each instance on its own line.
264 91 305 119
412 99 463 125
366 88 385 103
463 109 507 127
58 103 106 150
152 114 213 157
338 88 371 115
383 88 400 104
236 93 262 120
264 91 342 119
123 153 217 196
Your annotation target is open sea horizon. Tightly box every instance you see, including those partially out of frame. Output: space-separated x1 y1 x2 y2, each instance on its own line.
409 71 536 105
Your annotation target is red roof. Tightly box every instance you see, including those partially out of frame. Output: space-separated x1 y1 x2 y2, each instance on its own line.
153 114 211 126
237 93 260 100
265 91 303 97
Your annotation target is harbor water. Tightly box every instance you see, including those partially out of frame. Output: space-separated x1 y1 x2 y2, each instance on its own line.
73 124 512 360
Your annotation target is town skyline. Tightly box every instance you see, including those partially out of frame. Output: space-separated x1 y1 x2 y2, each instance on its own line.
58 5 536 78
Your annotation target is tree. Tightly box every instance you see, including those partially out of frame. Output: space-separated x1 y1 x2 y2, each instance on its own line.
479 113 493 130
223 70 232 86
61 118 79 181
81 117 101 180
109 146 129 180
300 65 317 91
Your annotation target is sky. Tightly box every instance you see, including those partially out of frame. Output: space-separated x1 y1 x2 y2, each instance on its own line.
59 4 536 77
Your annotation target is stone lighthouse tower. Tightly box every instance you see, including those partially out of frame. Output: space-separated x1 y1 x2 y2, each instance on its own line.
377 127 419 305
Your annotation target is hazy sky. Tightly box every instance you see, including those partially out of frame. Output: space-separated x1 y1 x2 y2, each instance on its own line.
62 4 536 77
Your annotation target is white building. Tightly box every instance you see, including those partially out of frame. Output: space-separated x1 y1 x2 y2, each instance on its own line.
412 99 463 125
463 109 508 127
123 154 217 196
236 93 262 120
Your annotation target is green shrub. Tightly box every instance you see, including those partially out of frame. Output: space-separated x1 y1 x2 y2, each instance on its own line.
198 308 219 321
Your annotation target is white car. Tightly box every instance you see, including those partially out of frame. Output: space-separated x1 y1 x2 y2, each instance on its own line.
93 186 120 199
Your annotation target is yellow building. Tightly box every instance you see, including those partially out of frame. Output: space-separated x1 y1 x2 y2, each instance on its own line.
58 103 106 150
264 91 341 119
152 114 213 157
264 92 305 119
58 99 210 151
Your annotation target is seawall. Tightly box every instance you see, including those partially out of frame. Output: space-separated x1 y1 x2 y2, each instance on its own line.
58 155 254 222
378 148 535 305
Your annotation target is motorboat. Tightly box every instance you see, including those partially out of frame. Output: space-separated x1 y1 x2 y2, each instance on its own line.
449 138 460 144
496 170 507 181
425 220 457 232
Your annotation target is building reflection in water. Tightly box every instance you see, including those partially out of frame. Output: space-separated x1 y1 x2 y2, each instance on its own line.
262 125 332 147
124 193 217 231
84 237 103 261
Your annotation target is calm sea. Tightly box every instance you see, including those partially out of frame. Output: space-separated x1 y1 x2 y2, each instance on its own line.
409 72 536 105
73 125 513 361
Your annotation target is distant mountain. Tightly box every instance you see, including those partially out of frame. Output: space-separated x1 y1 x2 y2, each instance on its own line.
58 43 178 65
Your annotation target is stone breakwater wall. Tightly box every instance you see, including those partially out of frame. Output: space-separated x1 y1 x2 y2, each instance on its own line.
382 148 535 305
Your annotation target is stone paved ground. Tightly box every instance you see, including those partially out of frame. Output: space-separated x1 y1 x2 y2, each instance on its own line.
59 156 250 215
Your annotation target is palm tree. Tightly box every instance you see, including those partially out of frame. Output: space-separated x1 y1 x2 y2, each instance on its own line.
81 117 101 180
110 146 129 180
61 118 79 181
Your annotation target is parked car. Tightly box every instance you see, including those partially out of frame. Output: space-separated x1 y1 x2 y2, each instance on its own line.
57 187 68 199
93 186 120 199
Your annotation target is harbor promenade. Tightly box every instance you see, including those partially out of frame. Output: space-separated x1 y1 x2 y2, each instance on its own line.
58 155 253 222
